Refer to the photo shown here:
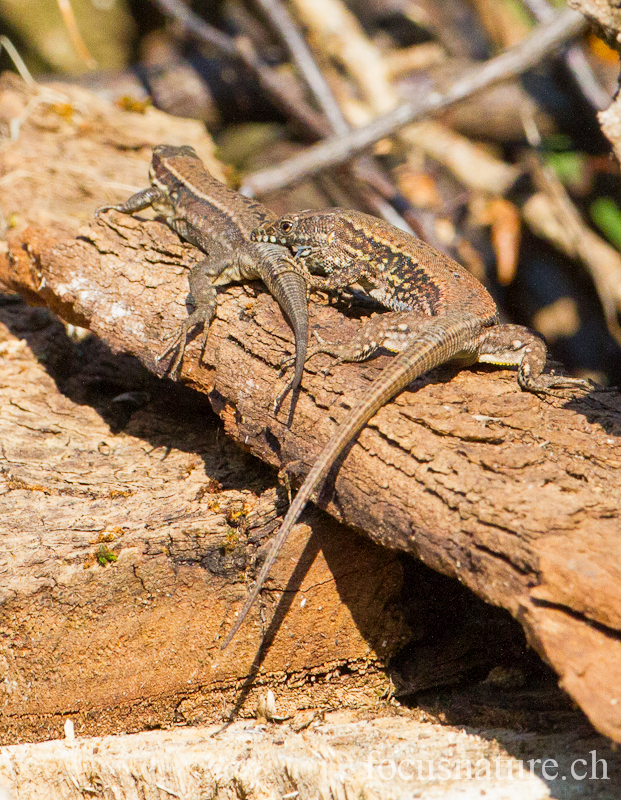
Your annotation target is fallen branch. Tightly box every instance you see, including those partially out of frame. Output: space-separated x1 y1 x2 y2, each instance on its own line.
2 75 621 744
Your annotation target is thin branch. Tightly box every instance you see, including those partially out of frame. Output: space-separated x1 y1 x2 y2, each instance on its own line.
57 0 97 69
0 36 36 86
240 8 586 196
151 0 330 137
251 0 413 230
524 151 621 346
234 36 330 136
152 0 410 229
152 0 237 56
252 0 350 135
563 45 611 111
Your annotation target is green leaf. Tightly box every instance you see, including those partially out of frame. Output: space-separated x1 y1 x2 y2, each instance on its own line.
544 151 586 187
590 197 621 251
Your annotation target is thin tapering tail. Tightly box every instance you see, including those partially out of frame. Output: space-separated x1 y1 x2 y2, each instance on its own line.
264 266 309 411
220 312 484 648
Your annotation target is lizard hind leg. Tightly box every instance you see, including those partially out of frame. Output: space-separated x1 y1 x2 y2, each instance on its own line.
478 324 591 394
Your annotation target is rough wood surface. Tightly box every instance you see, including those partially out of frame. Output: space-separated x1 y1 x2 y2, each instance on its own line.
1 75 621 744
1 710 620 800
0 75 407 744
568 0 621 46
0 293 407 745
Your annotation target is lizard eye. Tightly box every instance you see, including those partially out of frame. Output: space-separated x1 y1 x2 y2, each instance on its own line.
280 220 293 233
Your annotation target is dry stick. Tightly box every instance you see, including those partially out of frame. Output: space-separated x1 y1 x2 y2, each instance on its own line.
153 0 415 238
252 0 350 136
526 151 621 346
253 0 414 231
152 0 330 138
241 8 586 196
57 0 97 69
153 0 237 56
564 46 611 111
155 0 414 229
522 0 610 111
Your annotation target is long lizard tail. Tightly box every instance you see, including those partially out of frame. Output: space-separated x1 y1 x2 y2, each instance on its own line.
273 269 309 406
258 246 309 407
221 312 485 648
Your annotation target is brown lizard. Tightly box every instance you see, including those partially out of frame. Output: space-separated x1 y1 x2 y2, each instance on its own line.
219 208 589 647
96 145 310 411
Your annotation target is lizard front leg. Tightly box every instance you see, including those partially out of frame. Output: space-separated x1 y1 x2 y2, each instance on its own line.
280 311 435 377
96 186 166 217
157 257 219 377
157 240 238 377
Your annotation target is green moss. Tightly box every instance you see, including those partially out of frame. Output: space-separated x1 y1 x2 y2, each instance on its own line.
96 544 118 566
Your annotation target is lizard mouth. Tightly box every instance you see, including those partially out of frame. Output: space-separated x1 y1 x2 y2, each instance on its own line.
252 231 291 246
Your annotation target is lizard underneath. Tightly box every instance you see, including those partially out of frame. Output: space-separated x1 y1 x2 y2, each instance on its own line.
220 207 589 647
96 145 310 410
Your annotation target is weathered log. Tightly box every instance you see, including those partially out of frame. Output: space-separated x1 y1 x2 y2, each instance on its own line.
1 710 620 800
1 74 621 744
0 75 409 744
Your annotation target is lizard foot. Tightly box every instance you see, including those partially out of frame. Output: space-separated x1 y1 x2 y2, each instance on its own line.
155 327 188 379
519 372 593 395
278 330 341 379
156 305 213 379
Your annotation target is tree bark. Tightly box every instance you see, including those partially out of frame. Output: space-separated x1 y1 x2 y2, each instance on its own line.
1 74 621 744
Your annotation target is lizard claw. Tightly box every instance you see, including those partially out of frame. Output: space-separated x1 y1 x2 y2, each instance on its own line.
155 337 184 379
95 205 117 218
277 352 296 377
155 323 194 379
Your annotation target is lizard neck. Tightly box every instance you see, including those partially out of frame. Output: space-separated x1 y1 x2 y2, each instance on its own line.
152 152 275 238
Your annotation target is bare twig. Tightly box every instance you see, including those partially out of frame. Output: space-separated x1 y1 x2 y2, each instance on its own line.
523 152 621 346
385 42 446 80
241 8 586 196
57 0 97 69
292 0 399 116
152 0 237 56
522 0 610 111
0 37 36 86
252 0 413 230
400 120 521 194
153 0 407 227
563 45 611 111
151 0 330 137
252 0 350 135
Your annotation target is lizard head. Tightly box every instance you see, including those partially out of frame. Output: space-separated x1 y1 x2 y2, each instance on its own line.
251 210 337 261
149 144 201 186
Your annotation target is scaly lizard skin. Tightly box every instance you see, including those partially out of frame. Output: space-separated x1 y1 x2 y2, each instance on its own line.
97 145 310 410
219 208 589 647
